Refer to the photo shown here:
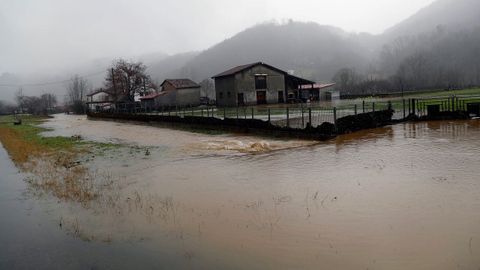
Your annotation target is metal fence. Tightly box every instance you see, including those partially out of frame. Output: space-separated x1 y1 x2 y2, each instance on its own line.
415 95 480 117
113 101 394 129
90 95 480 130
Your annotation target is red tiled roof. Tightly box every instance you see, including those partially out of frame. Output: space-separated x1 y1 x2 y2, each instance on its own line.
161 79 200 89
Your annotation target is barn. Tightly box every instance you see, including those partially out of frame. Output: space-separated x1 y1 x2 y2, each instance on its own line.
212 62 316 107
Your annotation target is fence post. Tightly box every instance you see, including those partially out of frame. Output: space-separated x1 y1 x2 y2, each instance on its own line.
268 109 271 123
308 108 312 127
301 107 305 128
362 100 365 113
251 108 254 119
403 99 406 118
286 107 290 128
333 107 337 126
354 104 357 115
388 101 392 111
372 102 375 112
236 106 239 119
412 99 416 115
223 107 226 119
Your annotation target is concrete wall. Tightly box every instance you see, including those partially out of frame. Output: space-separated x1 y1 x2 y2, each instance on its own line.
175 88 201 106
215 76 236 107
214 64 286 107
152 88 201 107
235 65 285 106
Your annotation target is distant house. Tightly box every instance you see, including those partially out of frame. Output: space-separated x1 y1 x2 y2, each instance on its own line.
299 83 337 101
140 79 201 109
212 62 316 107
86 89 114 112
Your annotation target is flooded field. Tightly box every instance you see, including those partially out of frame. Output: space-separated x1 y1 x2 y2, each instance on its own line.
2 114 480 269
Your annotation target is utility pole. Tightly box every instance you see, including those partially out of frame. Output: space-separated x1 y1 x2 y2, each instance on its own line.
111 68 118 113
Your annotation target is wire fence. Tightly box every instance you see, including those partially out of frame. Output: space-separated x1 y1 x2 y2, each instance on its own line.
89 94 480 130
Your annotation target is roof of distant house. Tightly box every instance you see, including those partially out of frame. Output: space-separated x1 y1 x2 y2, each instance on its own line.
161 79 200 89
211 62 315 85
86 89 113 97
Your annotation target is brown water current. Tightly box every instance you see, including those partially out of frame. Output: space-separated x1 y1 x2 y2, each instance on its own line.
2 114 480 269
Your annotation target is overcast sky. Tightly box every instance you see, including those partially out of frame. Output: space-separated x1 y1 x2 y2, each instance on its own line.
0 0 436 74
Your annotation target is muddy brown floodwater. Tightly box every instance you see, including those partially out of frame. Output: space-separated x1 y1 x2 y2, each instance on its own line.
2 114 480 269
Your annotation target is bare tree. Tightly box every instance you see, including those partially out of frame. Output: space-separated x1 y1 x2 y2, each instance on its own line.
199 78 215 100
332 68 360 95
40 93 57 114
0 100 16 115
67 75 89 114
15 88 25 113
104 59 156 103
392 64 408 96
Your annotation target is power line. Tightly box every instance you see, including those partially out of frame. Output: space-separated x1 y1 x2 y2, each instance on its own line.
0 69 107 87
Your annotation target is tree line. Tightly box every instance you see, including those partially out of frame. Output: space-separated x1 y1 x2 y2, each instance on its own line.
332 26 480 96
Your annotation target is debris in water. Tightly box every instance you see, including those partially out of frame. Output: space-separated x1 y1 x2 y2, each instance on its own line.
71 134 82 140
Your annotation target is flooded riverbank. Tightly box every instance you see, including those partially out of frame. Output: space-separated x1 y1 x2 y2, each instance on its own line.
2 114 480 269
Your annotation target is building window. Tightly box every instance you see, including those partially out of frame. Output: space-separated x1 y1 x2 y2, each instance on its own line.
219 92 223 99
227 92 231 98
255 75 267 89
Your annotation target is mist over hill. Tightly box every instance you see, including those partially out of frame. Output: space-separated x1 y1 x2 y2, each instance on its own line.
176 22 376 83
383 0 480 40
1 0 480 102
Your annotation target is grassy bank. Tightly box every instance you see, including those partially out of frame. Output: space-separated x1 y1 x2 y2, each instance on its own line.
0 115 83 164
400 88 480 98
0 114 120 204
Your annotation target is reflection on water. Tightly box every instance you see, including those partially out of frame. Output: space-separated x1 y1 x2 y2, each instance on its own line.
2 115 480 269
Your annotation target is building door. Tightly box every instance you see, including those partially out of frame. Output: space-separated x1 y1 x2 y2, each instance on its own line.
278 91 284 103
256 91 267 105
237 93 244 106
